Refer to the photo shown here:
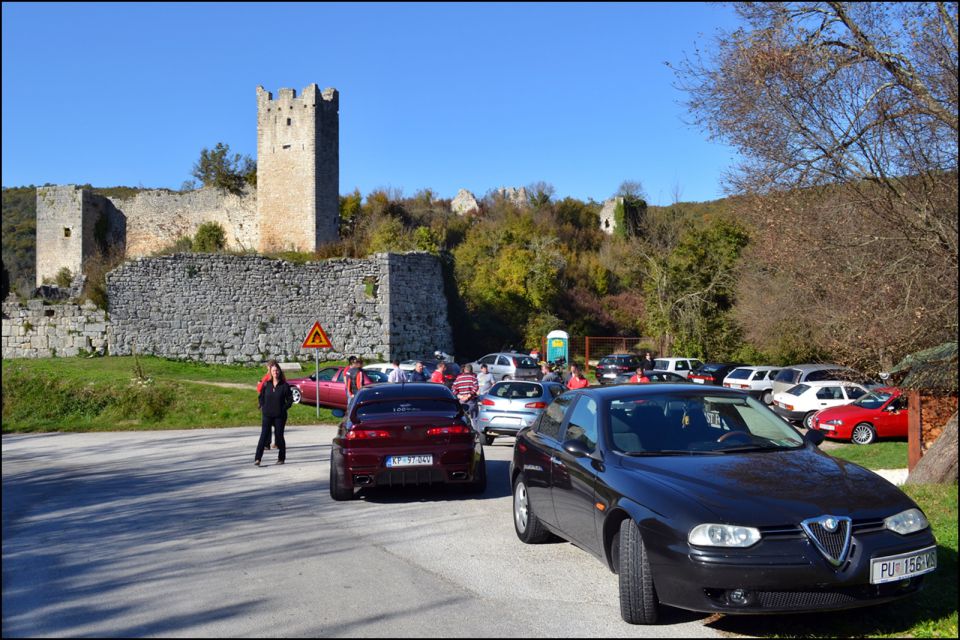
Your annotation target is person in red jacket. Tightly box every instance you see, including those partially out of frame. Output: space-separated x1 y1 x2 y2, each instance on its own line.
629 366 651 384
567 364 590 389
430 361 447 384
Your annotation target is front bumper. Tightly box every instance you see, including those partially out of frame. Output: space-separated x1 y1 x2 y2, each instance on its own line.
646 523 937 615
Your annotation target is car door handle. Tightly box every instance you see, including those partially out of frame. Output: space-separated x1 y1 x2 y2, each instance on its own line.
550 456 562 466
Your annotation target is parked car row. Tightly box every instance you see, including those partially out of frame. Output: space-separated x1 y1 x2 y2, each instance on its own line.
325 379 937 626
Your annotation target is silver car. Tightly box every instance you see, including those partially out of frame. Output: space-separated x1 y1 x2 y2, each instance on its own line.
476 380 566 445
469 352 540 381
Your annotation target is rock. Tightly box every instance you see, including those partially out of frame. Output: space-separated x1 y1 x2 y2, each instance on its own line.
451 189 480 215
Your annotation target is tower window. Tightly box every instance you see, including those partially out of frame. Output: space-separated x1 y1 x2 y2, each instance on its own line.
287 118 291 126
63 227 71 237
282 144 291 150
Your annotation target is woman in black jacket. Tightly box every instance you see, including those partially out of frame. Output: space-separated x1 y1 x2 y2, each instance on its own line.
255 360 293 466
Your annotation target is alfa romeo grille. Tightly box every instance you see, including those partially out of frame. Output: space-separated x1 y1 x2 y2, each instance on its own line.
801 515 852 566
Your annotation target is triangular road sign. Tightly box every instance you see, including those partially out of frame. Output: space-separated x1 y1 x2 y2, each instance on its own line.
302 321 333 349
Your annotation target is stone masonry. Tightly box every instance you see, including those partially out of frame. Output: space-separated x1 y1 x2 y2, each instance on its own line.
2 299 108 358
256 84 339 252
104 252 452 364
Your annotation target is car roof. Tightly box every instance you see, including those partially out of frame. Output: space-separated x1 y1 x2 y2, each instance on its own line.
655 356 700 361
570 383 745 401
795 380 866 387
785 363 850 372
730 365 780 371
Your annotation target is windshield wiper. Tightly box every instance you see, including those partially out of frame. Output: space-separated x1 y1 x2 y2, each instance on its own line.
717 444 796 453
623 449 724 456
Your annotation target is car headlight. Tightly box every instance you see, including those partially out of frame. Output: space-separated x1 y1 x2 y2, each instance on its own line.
688 524 761 548
824 419 844 426
884 508 929 535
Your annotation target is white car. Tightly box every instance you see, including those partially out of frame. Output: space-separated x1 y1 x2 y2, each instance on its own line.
722 365 781 404
772 380 870 429
651 357 704 380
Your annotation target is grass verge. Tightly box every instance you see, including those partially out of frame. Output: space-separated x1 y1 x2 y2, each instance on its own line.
825 441 909 470
1 356 342 431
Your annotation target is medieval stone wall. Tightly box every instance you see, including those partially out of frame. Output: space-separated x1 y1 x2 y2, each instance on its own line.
1 299 108 358
117 187 258 257
104 252 452 364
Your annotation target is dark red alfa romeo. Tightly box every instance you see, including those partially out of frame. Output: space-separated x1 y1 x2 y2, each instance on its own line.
329 382 486 500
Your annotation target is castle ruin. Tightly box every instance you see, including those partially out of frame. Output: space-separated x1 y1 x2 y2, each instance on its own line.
34 84 340 286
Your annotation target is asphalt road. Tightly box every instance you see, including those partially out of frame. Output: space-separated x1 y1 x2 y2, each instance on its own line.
2 426 728 638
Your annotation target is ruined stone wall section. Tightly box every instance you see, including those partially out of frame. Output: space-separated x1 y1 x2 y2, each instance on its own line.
1 299 108 358
256 84 339 253
103 252 449 365
116 187 258 257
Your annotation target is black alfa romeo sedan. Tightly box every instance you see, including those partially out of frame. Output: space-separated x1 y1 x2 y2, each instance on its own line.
510 384 937 624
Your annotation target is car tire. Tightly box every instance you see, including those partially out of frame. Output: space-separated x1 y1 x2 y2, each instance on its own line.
852 422 877 445
465 451 487 493
803 411 817 430
484 434 495 446
328 454 354 501
502 374 511 381
513 474 551 543
619 518 659 625
762 390 773 405
291 387 302 404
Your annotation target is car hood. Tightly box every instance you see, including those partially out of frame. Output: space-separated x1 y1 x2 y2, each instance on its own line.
618 448 913 525
816 403 872 420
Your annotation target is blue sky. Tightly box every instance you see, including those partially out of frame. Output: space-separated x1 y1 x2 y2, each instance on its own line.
2 2 743 205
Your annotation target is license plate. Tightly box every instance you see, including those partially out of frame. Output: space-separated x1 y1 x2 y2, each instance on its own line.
871 546 937 584
386 454 433 468
692 378 704 384
603 373 617 378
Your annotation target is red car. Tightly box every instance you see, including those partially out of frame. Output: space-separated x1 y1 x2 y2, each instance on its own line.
328 382 486 500
809 387 908 444
287 366 376 410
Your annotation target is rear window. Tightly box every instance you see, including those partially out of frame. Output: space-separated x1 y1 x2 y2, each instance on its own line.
513 356 538 369
701 364 727 373
653 359 669 369
356 398 460 418
775 369 801 384
786 384 810 396
600 355 637 365
491 382 544 398
727 368 753 380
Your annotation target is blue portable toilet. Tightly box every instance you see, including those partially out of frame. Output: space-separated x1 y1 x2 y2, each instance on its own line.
546 330 569 366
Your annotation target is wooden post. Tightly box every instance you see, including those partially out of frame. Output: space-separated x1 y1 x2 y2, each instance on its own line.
908 390 922 471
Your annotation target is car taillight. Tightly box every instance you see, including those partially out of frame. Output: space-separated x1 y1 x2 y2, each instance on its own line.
723 383 731 387
427 425 473 436
510 357 517 367
525 401 547 409
785 404 794 411
480 398 495 406
346 429 391 440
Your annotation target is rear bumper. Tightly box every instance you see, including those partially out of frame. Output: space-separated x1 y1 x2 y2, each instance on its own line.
772 405 808 423
338 442 481 489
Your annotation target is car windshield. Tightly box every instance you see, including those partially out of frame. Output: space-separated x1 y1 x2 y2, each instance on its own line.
852 390 894 409
491 382 543 398
608 394 804 454
355 398 460 418
726 368 753 380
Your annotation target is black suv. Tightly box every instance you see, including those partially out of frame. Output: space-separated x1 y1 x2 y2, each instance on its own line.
688 362 745 386
594 353 643 385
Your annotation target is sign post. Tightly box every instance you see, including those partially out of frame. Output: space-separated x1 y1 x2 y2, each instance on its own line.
302 321 333 418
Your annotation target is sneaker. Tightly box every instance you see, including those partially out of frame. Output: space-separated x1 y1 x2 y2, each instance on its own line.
254 460 261 466
276 460 285 465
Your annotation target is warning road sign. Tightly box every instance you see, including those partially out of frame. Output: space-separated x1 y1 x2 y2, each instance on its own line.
301 321 332 349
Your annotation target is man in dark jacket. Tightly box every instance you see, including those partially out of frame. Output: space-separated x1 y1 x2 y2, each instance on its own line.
256 360 294 466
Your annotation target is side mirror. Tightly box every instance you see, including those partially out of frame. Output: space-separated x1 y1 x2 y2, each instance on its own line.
805 430 825 446
331 409 345 418
563 439 593 458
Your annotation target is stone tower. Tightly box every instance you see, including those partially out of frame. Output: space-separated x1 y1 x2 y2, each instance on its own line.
256 84 339 252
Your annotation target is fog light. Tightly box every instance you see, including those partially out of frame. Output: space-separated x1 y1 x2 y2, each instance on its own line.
728 588 751 605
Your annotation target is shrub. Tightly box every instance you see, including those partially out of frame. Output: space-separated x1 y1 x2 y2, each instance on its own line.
193 222 226 253
55 267 73 288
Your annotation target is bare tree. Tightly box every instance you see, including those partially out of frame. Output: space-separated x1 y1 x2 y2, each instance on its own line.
673 2 958 370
